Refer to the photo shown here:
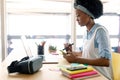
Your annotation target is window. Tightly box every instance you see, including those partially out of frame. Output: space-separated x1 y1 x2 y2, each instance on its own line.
7 13 72 55
6 0 72 55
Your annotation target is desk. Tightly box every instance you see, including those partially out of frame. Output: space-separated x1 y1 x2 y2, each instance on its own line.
0 53 108 80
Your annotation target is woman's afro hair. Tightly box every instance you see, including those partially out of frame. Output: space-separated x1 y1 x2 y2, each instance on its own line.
75 0 103 19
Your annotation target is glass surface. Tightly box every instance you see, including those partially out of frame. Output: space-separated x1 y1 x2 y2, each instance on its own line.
95 15 119 35
6 14 72 55
6 0 72 55
7 14 71 35
110 38 119 47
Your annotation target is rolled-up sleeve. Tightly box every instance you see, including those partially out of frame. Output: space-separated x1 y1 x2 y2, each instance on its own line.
95 28 111 59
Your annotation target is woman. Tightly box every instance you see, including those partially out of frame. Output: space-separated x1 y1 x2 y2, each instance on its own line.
63 0 113 79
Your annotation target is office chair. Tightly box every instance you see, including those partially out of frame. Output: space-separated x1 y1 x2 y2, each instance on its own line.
112 52 120 80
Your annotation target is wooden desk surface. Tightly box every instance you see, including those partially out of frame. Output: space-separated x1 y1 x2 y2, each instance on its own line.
0 53 108 80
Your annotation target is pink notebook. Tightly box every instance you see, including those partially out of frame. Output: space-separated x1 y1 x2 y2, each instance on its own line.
71 70 98 78
62 70 99 79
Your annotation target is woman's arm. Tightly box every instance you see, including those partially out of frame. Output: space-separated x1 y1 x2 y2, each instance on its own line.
75 57 109 67
63 52 109 67
72 51 82 57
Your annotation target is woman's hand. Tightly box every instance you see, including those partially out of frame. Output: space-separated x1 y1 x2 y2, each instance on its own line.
64 43 72 52
63 51 77 63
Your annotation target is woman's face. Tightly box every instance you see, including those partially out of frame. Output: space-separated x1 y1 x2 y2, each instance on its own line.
75 9 90 26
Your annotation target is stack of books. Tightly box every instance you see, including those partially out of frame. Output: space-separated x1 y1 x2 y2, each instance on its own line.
60 64 99 80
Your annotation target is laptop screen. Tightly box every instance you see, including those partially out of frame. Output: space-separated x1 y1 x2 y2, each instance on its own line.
21 35 33 57
21 35 59 64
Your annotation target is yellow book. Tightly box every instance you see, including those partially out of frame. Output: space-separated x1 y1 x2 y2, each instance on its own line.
60 66 94 75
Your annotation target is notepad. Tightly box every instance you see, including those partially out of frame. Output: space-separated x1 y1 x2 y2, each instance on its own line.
60 66 93 75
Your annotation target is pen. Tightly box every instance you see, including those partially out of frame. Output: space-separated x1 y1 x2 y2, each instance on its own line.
63 43 74 50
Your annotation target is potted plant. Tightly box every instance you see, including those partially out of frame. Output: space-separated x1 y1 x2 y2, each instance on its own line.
48 45 57 53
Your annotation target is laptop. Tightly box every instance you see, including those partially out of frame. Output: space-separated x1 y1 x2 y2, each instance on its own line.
21 36 59 64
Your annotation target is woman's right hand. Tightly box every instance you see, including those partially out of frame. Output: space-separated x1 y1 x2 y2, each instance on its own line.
64 43 72 52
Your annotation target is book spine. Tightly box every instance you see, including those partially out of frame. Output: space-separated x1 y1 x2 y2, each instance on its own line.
70 70 98 78
61 69 94 77
60 67 93 75
73 74 100 80
61 70 99 79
